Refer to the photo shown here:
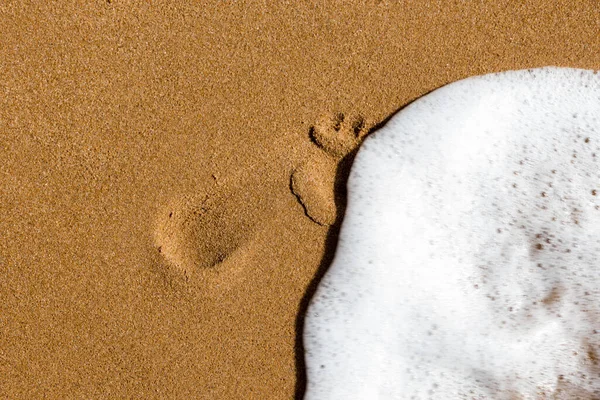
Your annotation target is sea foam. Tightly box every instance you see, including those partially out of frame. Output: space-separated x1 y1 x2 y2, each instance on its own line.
303 67 600 399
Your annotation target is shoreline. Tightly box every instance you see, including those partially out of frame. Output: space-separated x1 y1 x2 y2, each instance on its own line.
1 2 599 398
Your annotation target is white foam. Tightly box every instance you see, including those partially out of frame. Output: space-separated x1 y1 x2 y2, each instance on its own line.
303 67 600 399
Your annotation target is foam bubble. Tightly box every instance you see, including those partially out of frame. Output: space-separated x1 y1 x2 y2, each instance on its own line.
303 67 600 399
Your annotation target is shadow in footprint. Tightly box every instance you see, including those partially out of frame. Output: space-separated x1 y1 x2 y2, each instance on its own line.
292 107 406 399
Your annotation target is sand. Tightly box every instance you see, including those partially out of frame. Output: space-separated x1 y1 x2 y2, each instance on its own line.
0 1 598 399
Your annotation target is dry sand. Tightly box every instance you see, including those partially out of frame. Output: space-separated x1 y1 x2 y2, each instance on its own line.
0 1 598 398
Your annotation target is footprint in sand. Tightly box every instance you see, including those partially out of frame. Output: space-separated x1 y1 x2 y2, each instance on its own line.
291 112 374 226
153 176 266 285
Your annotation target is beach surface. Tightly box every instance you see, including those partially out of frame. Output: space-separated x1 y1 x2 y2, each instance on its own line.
0 1 599 398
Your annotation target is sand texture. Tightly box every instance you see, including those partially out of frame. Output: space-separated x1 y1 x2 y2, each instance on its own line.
0 1 599 399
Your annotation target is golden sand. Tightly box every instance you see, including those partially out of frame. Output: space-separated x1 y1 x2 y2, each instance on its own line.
1 1 598 398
